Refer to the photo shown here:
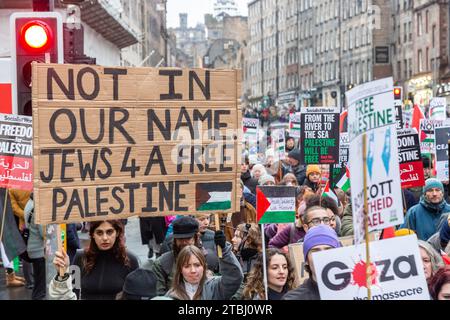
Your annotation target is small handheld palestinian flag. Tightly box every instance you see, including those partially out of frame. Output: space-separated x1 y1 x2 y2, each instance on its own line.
336 167 350 192
256 186 296 224
196 182 232 211
322 180 338 204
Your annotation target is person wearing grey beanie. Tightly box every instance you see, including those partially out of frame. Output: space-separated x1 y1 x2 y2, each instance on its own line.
258 174 275 186
401 178 450 240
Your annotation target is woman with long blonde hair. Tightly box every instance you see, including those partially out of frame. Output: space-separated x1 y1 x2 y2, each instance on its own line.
166 231 243 300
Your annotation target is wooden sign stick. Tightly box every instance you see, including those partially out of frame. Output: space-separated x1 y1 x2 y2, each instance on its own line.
214 214 223 258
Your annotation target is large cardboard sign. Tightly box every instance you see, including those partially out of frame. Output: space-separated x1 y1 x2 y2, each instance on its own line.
32 63 241 224
299 107 340 164
434 125 450 181
397 129 425 189
313 235 430 300
0 114 32 190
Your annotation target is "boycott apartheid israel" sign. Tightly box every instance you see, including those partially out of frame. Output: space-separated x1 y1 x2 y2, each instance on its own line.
32 63 241 224
346 78 403 244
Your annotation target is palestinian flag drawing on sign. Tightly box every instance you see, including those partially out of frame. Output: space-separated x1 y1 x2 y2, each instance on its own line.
256 186 296 224
196 182 232 211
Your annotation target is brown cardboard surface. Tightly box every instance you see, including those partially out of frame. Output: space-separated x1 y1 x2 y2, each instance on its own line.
32 63 241 224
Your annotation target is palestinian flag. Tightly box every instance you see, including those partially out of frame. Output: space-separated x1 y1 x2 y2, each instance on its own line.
336 167 350 192
256 186 296 224
322 180 338 204
196 182 232 211
411 104 425 133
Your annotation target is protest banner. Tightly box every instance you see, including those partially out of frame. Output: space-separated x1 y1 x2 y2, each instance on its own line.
332 133 349 187
395 105 404 129
349 126 403 244
271 128 285 160
242 117 258 140
299 107 340 164
242 117 259 164
434 125 450 181
403 109 412 128
288 234 377 287
429 97 447 120
419 119 443 155
0 114 32 190
313 235 430 300
397 129 425 189
32 63 241 224
347 78 403 245
256 186 296 224
288 112 301 138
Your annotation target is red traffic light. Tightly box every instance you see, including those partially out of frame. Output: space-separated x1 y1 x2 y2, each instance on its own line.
20 20 52 51
394 87 402 100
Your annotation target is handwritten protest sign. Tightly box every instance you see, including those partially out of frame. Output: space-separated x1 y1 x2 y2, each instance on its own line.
32 63 241 224
300 107 340 164
397 129 425 189
0 114 32 190
313 235 430 300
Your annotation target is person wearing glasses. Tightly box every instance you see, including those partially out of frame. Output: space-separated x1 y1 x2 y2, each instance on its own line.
282 224 341 300
305 194 342 235
49 220 139 300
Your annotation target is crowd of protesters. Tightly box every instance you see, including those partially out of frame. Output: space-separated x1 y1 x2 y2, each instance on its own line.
1 136 450 301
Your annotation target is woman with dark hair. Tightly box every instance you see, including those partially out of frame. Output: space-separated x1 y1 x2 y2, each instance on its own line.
166 233 243 300
429 265 450 300
241 248 296 300
50 220 139 300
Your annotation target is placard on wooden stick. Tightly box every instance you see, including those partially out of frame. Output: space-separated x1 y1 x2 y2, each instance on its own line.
32 63 242 224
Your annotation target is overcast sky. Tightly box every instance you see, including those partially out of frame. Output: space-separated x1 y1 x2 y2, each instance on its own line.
167 0 249 28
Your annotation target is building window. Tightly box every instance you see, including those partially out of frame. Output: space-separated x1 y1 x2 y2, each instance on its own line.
426 47 429 71
404 22 407 42
404 59 407 79
432 25 436 48
398 61 401 79
356 62 360 84
409 21 412 41
349 28 353 49
417 13 423 36
409 58 412 77
355 27 359 47
418 49 423 72
426 10 429 33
